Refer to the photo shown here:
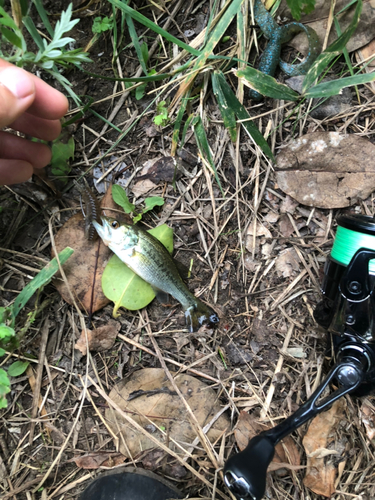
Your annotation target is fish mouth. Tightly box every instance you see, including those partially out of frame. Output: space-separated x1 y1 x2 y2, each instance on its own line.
92 217 112 246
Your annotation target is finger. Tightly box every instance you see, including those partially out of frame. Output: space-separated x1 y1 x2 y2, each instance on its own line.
10 112 62 141
0 66 35 129
0 59 69 120
0 159 33 186
0 131 52 169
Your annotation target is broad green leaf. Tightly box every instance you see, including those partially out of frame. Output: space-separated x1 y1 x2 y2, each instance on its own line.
216 71 274 160
212 72 237 142
143 196 165 213
305 72 375 98
112 185 135 213
0 396 8 409
51 136 75 178
12 247 74 320
1 27 23 49
236 67 300 101
0 307 12 324
0 368 10 387
193 115 224 196
7 360 29 377
101 225 173 315
0 325 15 341
107 0 201 56
302 0 362 93
0 348 5 357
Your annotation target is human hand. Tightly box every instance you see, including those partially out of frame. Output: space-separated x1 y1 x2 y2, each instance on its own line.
0 59 69 185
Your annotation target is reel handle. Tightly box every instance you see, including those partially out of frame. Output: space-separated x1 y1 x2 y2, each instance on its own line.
224 354 365 500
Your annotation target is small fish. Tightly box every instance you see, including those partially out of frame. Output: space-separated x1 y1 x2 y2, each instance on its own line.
79 186 102 241
92 217 219 332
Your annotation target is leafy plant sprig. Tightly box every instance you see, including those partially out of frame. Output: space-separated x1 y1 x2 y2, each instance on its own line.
112 185 164 224
0 3 91 100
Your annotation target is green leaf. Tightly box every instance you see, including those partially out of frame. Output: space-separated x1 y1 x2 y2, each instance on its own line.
286 0 316 21
51 136 75 178
302 0 362 93
305 72 375 98
236 67 300 101
7 360 29 377
1 26 23 49
0 325 15 341
112 185 135 213
0 307 12 324
212 72 237 142
154 100 168 126
0 367 10 387
215 71 274 160
143 196 165 213
135 82 147 100
0 348 5 357
92 16 113 34
12 247 74 320
101 224 173 315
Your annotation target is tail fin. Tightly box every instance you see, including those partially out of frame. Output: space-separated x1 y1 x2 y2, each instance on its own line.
184 300 219 333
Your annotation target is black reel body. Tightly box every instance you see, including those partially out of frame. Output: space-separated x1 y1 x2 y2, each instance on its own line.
224 215 375 500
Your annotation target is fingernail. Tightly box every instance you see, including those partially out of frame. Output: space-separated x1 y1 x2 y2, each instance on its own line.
0 67 35 99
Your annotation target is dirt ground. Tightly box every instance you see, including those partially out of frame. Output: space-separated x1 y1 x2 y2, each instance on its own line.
1 0 375 499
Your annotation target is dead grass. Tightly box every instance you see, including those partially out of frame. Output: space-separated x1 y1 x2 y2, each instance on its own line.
1 1 375 499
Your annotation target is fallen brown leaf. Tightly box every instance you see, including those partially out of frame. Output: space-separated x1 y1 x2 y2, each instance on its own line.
275 132 375 208
235 411 301 473
72 452 126 469
360 399 375 441
75 319 121 355
53 186 131 313
303 399 346 497
275 247 300 278
104 368 230 458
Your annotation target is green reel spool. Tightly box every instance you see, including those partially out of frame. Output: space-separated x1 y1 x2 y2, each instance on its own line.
331 215 375 274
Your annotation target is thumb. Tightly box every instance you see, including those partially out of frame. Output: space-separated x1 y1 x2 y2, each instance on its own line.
0 66 35 129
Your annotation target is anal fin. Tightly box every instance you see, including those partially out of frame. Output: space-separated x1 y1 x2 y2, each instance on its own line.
155 290 170 305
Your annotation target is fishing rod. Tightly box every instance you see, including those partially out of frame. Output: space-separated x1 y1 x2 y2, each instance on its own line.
224 214 375 500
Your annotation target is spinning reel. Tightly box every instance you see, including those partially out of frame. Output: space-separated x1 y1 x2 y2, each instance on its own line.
224 214 375 500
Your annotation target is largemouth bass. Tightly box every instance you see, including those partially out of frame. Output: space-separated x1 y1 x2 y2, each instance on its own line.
93 217 219 332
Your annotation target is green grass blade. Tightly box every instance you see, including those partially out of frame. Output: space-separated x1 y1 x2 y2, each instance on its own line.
302 0 362 93
125 12 148 75
236 66 300 101
171 92 191 156
305 72 375 98
107 0 202 56
175 0 243 99
22 15 44 51
192 115 224 196
216 71 274 160
212 71 237 142
33 0 53 37
12 247 74 320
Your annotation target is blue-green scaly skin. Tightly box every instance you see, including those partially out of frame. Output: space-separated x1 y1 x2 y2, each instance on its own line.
250 0 321 101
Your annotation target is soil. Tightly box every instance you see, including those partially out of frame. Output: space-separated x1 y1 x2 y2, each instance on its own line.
1 1 375 499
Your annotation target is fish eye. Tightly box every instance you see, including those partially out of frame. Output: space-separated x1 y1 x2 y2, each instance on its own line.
111 220 120 229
